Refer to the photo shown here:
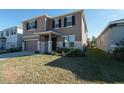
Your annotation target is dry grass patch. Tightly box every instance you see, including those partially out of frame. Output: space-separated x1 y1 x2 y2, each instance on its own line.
0 49 124 84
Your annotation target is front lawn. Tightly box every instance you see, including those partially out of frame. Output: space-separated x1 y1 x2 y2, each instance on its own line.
0 48 124 83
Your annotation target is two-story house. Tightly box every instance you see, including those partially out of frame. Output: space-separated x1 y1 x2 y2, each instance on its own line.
22 10 88 53
0 26 23 50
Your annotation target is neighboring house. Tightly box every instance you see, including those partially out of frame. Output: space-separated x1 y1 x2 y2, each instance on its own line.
22 10 88 53
96 19 124 52
0 26 23 50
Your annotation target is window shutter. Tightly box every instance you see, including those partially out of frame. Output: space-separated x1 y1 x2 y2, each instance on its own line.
72 16 75 25
59 19 61 28
52 20 55 28
26 23 29 30
64 18 67 27
35 20 37 29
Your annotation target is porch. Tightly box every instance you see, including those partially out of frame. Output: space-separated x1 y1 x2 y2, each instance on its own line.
36 31 61 53
0 37 6 50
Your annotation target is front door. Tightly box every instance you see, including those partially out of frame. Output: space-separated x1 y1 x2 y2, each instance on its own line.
52 37 57 51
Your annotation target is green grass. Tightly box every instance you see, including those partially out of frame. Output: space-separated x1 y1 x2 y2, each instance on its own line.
0 48 124 83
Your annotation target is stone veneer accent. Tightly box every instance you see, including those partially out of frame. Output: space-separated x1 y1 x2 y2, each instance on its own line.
74 41 83 50
48 41 52 53
40 42 46 53
37 41 40 51
57 42 63 48
39 41 83 53
22 42 25 51
57 41 83 51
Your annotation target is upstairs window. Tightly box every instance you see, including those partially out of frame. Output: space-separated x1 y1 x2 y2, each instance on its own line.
54 19 59 28
67 16 72 26
52 19 61 29
13 28 17 35
1 32 3 37
6 30 9 36
27 20 37 30
64 15 75 27
11 29 14 35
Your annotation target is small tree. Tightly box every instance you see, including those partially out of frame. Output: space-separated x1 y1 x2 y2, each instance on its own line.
91 36 96 48
87 38 91 48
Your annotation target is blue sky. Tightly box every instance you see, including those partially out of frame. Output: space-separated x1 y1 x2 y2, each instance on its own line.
0 9 124 39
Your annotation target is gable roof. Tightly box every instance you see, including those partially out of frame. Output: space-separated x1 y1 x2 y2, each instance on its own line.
110 18 124 24
52 10 83 18
22 10 84 23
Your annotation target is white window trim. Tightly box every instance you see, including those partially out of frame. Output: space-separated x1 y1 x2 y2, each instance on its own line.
54 27 60 29
62 35 68 38
27 29 36 31
66 15 72 18
66 25 73 28
69 35 75 42
44 18 47 31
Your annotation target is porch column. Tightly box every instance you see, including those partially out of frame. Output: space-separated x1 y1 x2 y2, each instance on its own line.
22 41 25 51
48 34 52 53
37 40 40 51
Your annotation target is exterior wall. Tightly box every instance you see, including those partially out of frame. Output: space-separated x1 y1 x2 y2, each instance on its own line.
17 27 23 48
57 42 63 48
17 34 22 48
51 12 83 42
96 28 112 51
46 18 52 31
81 13 88 46
6 35 18 49
96 26 124 52
74 41 83 50
23 15 47 36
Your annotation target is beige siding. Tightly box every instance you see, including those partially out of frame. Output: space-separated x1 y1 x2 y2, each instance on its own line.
23 16 47 36
96 26 124 52
23 11 86 42
52 12 82 41
81 13 88 46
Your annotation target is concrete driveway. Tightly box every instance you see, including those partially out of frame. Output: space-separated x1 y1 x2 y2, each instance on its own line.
0 51 34 60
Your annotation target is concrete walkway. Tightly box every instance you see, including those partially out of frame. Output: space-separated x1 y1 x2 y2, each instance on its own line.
0 51 34 60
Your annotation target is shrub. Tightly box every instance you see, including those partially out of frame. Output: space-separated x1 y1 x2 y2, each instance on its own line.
113 39 124 62
114 47 124 54
114 52 124 61
66 49 85 57
0 50 7 54
56 48 71 54
35 51 40 54
7 47 22 53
